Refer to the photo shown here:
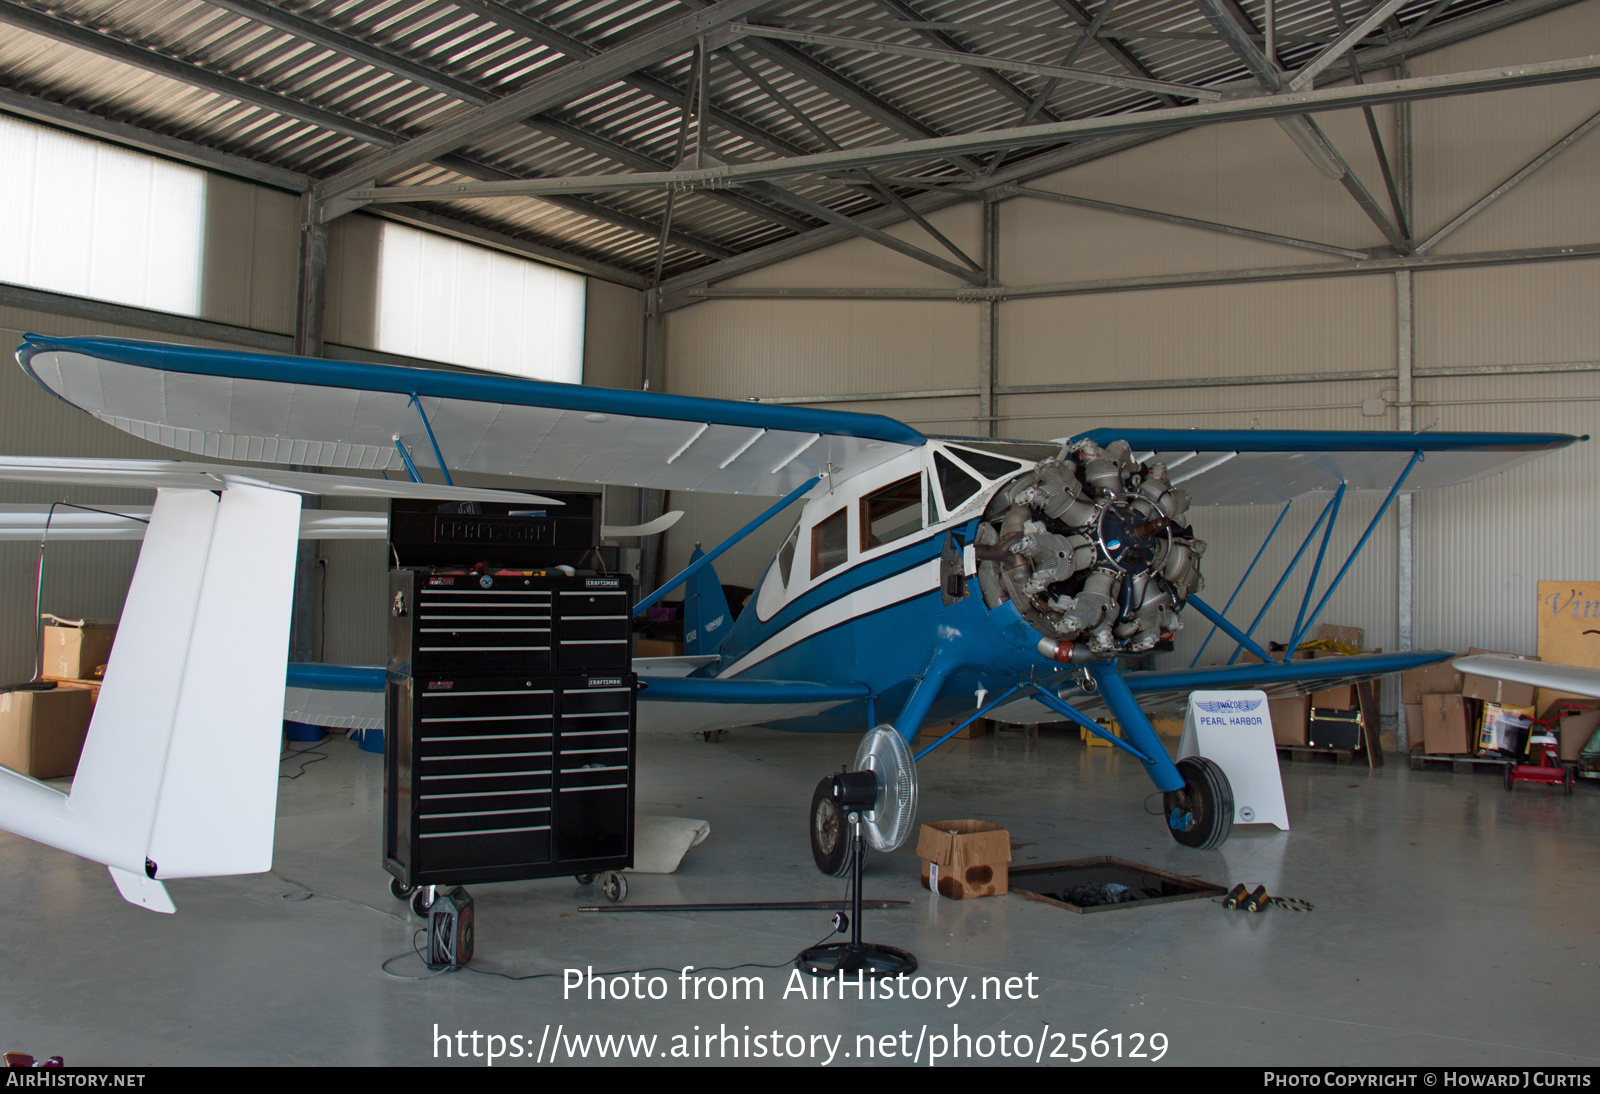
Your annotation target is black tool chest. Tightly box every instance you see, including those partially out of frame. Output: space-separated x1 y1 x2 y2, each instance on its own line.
384 552 636 889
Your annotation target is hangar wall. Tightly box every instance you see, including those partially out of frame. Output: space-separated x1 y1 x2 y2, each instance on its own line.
0 181 645 680
659 0 1600 682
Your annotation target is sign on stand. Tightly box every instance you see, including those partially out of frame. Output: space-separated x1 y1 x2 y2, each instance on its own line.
1179 691 1290 831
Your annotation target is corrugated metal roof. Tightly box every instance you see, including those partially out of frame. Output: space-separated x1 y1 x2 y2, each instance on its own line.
0 0 1576 283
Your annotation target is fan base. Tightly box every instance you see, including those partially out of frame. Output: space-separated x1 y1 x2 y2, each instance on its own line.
795 943 918 978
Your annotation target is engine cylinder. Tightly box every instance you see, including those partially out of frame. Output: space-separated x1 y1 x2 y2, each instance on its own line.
978 442 1206 656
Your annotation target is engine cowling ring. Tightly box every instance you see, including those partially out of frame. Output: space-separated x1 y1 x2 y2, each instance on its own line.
976 439 1205 656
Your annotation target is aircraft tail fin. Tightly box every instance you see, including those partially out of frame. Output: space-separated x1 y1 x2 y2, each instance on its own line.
683 546 733 656
0 483 301 913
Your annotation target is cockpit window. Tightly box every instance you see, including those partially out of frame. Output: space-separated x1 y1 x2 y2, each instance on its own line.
775 522 799 587
860 475 922 551
948 446 1023 481
811 508 848 578
933 451 981 514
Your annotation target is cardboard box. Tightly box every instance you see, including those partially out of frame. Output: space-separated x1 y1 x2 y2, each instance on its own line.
917 820 1010 899
42 623 116 681
1269 695 1309 746
1308 648 1381 710
633 638 684 657
1559 707 1600 763
1477 702 1535 756
1461 648 1537 707
1402 659 1464 705
1317 624 1364 649
1403 703 1424 751
1422 693 1473 755
919 718 990 741
0 684 94 779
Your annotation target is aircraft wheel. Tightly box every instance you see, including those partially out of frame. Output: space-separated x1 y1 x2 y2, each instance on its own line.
810 776 860 877
389 877 413 901
1565 767 1576 796
1504 764 1515 792
1163 757 1234 850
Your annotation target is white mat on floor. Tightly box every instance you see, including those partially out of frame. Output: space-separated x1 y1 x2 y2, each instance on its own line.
627 815 711 874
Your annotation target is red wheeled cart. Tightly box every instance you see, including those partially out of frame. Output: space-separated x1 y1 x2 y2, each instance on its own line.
1504 729 1575 795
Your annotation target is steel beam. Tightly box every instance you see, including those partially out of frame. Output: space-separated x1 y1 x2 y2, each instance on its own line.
0 282 292 352
206 0 809 238
1002 184 1368 258
313 0 773 206
293 193 328 358
0 87 309 192
1395 269 1414 747
739 24 1217 100
371 205 649 288
978 199 1000 436
0 0 396 147
0 0 724 268
1045 0 1180 107
1287 0 1410 91
682 239 1600 300
741 181 988 284
866 0 1062 119
1417 106 1600 253
338 55 1600 198
448 0 810 160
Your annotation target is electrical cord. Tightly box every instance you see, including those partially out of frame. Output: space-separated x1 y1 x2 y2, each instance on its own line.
278 740 329 779
269 871 411 925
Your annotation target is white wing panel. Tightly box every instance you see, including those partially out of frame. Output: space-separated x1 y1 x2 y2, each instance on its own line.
21 340 924 497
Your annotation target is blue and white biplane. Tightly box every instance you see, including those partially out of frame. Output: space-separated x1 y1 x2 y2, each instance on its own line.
0 334 1584 908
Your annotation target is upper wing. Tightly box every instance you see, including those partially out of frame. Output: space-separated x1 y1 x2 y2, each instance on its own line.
17 335 923 497
1070 428 1583 505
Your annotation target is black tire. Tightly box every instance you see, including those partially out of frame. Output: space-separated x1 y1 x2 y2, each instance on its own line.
574 873 595 885
1565 767 1575 796
1505 764 1515 792
1163 756 1234 850
810 776 863 877
601 872 627 903
412 890 432 917
389 877 413 901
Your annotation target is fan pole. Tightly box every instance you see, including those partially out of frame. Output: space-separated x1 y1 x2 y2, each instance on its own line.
795 809 917 978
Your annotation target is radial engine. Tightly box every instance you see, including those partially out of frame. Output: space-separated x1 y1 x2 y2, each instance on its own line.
974 439 1207 663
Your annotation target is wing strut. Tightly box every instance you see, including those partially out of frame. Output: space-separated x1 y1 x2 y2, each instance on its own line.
633 475 818 616
1285 449 1422 654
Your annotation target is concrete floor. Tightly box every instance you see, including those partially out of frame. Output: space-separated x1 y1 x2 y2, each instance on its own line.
2 725 1597 1067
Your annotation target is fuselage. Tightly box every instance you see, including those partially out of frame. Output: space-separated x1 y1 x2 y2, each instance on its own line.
700 440 1070 734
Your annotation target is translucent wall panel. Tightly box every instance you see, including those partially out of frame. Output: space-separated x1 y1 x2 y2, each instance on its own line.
375 222 585 382
0 115 204 316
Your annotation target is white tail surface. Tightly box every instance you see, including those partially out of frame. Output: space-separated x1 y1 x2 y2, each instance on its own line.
0 483 301 912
